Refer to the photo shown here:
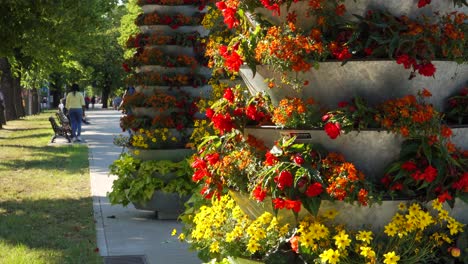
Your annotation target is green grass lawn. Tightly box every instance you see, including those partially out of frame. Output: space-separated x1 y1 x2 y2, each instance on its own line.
0 111 101 264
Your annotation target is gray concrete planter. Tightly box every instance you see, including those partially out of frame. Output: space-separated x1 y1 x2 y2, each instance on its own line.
230 191 468 231
240 61 468 110
135 84 212 98
133 190 190 219
245 126 468 181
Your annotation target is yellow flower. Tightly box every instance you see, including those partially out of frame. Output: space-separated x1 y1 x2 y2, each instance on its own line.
417 210 434 229
398 203 407 211
322 209 338 220
333 231 351 249
246 239 260 254
210 241 220 253
383 251 400 264
134 150 140 155
360 246 376 258
356 230 373 244
171 229 177 236
178 233 185 241
320 249 340 264
432 199 443 211
384 223 398 237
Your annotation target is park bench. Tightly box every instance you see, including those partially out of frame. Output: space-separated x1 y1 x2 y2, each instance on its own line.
56 110 71 129
49 116 72 143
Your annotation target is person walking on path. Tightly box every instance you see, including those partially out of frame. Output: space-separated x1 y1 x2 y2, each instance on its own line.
66 83 86 142
91 95 96 109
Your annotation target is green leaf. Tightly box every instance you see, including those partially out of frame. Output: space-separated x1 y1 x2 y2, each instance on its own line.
301 197 321 216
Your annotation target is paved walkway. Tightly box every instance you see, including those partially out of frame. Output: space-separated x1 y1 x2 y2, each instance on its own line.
81 106 200 264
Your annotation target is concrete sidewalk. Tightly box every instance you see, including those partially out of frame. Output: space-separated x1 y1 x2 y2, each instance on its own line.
82 106 200 264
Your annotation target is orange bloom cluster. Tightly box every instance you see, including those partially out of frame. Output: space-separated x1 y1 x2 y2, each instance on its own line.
272 97 319 127
128 48 200 69
132 72 208 86
136 11 205 28
376 93 439 138
126 32 202 48
321 153 369 205
255 24 323 73
146 92 177 111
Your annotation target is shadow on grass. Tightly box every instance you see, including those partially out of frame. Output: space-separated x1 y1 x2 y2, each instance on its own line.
0 144 88 174
0 197 101 263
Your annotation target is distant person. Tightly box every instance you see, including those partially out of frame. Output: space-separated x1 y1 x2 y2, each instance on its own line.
113 95 122 110
91 96 96 109
85 96 90 109
66 84 86 142
120 86 135 114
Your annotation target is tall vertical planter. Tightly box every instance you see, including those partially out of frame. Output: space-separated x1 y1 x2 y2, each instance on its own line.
118 1 212 219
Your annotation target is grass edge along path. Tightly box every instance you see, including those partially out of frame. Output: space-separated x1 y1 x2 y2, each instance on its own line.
0 111 102 264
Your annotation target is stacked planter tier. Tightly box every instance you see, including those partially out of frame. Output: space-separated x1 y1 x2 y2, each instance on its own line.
126 2 211 218
240 1 468 229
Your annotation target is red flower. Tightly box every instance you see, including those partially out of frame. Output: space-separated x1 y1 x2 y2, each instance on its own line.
305 182 323 197
401 161 417 171
441 126 453 138
338 101 349 108
205 108 214 118
452 172 468 191
390 182 403 191
211 113 234 135
335 4 346 16
265 152 279 166
396 54 416 69
205 153 220 165
423 165 438 182
223 88 235 103
191 157 207 170
200 185 214 199
417 62 436 77
418 0 431 8
122 63 131 72
293 154 304 165
273 198 285 209
192 168 210 182
324 122 341 139
285 199 302 213
274 170 294 190
253 185 268 202
437 190 452 203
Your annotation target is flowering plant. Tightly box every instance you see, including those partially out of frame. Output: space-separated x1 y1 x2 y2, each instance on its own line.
128 71 208 87
130 127 191 149
253 136 371 216
382 137 468 206
126 31 205 48
445 86 468 125
135 11 205 28
321 97 378 139
210 0 467 90
375 90 440 138
179 194 466 264
271 97 322 128
124 47 205 69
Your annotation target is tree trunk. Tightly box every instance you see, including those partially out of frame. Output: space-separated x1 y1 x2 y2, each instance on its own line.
101 77 111 109
0 58 26 120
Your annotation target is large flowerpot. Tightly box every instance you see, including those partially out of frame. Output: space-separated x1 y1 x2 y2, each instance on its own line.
240 61 468 110
141 5 206 15
140 25 209 36
230 191 468 231
227 256 263 264
245 126 468 181
130 106 176 118
135 84 212 99
133 190 191 219
128 147 195 162
245 127 403 181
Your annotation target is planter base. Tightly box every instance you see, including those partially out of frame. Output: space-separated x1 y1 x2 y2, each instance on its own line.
133 191 190 220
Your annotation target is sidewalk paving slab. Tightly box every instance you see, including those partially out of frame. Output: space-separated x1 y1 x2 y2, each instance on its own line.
82 107 200 264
